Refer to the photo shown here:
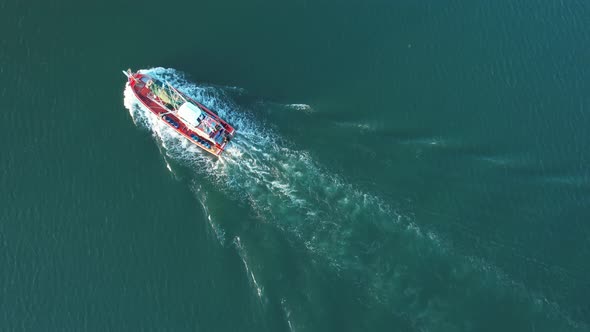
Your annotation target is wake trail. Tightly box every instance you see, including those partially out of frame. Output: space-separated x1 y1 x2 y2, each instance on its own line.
122 68 585 331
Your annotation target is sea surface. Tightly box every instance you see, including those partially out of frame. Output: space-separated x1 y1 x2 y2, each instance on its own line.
1 1 589 331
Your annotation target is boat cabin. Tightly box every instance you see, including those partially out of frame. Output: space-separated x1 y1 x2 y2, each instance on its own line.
177 102 227 144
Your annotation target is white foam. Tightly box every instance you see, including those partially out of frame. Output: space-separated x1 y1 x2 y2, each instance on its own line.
234 237 264 301
280 298 296 332
286 103 313 113
121 68 583 330
334 121 375 132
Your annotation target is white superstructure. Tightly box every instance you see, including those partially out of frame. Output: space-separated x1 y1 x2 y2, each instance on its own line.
177 102 203 128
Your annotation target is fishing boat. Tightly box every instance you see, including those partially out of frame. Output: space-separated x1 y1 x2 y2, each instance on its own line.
123 69 235 156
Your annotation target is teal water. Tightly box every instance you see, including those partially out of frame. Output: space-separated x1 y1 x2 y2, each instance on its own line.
2 1 589 331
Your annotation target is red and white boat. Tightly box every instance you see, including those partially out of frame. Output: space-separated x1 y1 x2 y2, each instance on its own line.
123 69 235 156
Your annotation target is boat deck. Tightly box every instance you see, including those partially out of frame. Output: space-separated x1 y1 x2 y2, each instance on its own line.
130 77 221 155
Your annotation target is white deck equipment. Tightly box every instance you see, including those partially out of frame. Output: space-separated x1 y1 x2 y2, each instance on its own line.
177 102 203 128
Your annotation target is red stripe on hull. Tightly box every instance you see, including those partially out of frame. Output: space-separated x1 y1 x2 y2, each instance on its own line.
127 73 233 156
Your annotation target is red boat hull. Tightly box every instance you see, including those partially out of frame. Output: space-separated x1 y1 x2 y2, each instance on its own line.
126 72 235 156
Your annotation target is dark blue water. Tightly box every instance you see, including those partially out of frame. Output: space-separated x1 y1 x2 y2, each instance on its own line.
1 1 589 331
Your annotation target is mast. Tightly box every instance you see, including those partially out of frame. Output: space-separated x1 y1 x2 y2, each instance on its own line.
166 82 189 104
